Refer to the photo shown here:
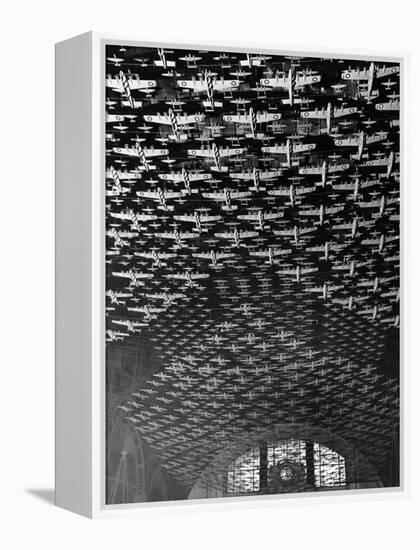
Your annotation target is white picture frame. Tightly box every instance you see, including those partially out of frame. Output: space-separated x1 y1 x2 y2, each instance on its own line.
55 32 408 518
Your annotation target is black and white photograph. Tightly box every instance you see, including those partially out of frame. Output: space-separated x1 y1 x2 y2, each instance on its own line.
105 45 400 504
5 0 420 546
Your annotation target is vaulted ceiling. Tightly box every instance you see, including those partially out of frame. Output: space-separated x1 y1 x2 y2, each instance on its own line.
104 45 400 499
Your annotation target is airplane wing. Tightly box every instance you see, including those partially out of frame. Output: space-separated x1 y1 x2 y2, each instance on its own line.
294 143 316 153
201 192 226 200
299 209 319 216
160 172 211 182
223 114 250 124
240 231 259 238
333 106 358 118
218 253 235 259
361 238 380 245
200 214 222 222
341 68 371 81
329 163 350 172
295 74 321 86
134 252 154 258
218 148 246 157
267 187 292 196
125 78 157 91
187 148 214 158
300 108 328 120
325 206 345 214
192 252 212 259
106 77 157 92
295 186 315 195
177 79 207 92
256 112 282 123
230 191 252 199
334 136 359 147
137 213 158 221
109 212 130 220
259 76 289 89
223 113 281 124
249 250 269 257
360 159 388 168
156 231 196 239
113 146 168 157
159 253 177 259
376 65 400 78
173 214 195 222
164 191 183 199
176 114 206 125
166 273 185 280
111 271 131 278
143 114 172 125
263 212 283 220
262 145 287 154
251 249 290 257
143 148 169 157
212 79 239 91
299 166 322 175
112 146 139 157
259 170 283 180
306 245 324 252
215 231 234 239
177 79 238 92
143 113 205 126
366 133 387 145
237 213 259 221
136 191 160 199
191 273 210 279
107 170 142 180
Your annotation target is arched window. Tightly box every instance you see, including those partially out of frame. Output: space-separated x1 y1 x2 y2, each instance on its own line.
226 439 346 494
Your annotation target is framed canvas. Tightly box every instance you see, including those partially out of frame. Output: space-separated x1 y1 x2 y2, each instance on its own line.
55 32 406 518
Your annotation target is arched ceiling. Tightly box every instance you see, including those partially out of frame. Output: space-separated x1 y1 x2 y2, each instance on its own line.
105 45 400 497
